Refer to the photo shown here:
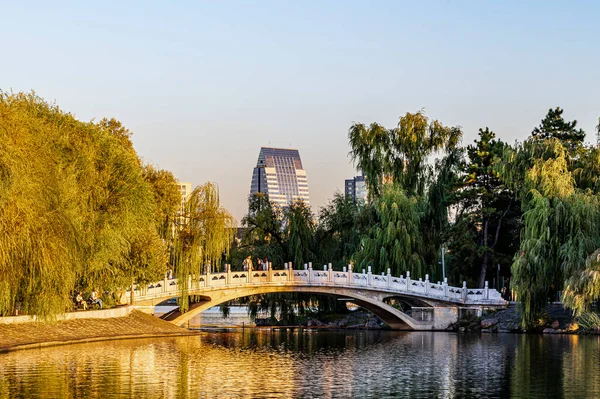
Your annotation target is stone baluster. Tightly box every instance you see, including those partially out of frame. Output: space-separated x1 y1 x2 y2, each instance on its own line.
484 281 489 300
205 266 211 287
288 261 293 282
348 264 353 284
406 271 411 292
267 262 272 282
163 274 168 293
387 268 391 288
226 264 231 285
424 274 429 294
328 263 333 283
443 277 448 297
462 281 468 301
367 266 372 286
308 262 313 283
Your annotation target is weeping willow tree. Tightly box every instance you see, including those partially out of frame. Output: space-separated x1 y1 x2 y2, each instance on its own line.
173 182 236 312
354 185 426 276
142 165 181 241
285 199 316 267
348 111 462 280
315 192 364 268
0 92 169 316
563 250 600 314
348 111 462 199
503 138 600 326
233 193 286 267
347 122 389 200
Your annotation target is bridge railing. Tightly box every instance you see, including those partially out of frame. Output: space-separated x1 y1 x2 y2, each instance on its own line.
132 262 504 305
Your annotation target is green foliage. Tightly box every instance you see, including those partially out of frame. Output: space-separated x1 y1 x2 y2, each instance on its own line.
348 111 462 198
346 107 600 328
576 311 600 332
563 250 600 315
284 200 316 267
354 185 425 276
173 182 236 312
235 193 286 267
142 165 181 240
531 107 585 152
315 192 363 268
450 128 519 287
347 122 389 199
347 111 464 282
422 147 465 276
508 138 600 326
0 92 169 316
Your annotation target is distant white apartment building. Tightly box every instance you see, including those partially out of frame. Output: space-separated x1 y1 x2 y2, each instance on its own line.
249 147 310 208
177 182 193 212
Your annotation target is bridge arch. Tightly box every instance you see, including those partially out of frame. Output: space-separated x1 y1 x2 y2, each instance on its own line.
163 285 425 330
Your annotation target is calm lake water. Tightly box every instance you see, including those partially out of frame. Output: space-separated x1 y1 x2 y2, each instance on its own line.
1 330 599 398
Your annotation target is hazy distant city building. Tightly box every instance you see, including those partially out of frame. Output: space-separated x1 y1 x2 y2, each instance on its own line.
172 182 193 235
177 182 193 212
250 147 310 208
345 175 367 203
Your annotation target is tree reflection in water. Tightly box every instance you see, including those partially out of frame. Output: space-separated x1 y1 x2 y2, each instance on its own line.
0 331 599 398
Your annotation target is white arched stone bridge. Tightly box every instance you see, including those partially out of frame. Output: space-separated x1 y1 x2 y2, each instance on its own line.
131 263 507 331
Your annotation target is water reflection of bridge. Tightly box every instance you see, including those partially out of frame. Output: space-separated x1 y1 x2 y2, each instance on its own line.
131 263 507 330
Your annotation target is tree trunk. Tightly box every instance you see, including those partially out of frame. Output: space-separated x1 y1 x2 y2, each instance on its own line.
480 201 511 288
130 278 135 305
478 219 489 288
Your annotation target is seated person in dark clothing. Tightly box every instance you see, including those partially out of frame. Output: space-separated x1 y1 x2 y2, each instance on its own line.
89 289 103 309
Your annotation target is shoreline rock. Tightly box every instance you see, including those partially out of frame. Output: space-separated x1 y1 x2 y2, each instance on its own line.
474 304 590 334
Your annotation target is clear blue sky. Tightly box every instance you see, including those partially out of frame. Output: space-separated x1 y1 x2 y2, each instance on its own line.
2 1 599 222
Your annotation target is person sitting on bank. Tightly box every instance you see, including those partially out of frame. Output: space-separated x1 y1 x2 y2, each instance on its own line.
75 291 87 310
89 289 103 309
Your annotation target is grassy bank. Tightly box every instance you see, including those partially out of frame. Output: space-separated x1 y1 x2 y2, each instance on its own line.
0 310 198 353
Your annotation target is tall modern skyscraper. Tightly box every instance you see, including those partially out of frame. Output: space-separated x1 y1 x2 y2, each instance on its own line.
250 147 310 208
345 175 367 203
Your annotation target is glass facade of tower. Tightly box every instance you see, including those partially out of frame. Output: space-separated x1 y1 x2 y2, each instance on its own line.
250 147 310 208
